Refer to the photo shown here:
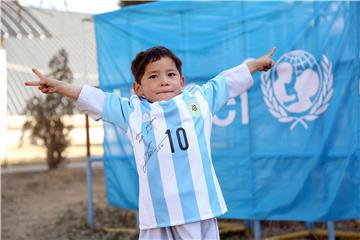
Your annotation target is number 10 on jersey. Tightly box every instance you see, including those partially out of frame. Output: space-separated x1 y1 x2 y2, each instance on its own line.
165 128 189 153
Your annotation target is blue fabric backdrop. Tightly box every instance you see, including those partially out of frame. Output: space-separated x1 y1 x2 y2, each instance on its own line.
94 1 360 221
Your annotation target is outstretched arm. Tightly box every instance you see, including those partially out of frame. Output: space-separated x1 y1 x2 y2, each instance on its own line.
25 68 82 100
246 47 276 73
212 47 276 103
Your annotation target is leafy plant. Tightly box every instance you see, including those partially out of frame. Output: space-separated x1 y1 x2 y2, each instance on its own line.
21 48 75 169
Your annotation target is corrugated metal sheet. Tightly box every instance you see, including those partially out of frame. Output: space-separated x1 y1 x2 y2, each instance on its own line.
5 6 99 115
1 1 52 39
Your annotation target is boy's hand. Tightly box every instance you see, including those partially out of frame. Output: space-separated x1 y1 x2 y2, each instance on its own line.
247 47 276 73
25 68 82 100
25 68 62 94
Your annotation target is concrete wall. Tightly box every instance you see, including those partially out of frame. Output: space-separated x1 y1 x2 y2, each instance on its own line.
2 114 103 165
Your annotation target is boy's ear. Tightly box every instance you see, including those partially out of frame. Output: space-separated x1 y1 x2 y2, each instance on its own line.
180 76 185 88
133 82 143 96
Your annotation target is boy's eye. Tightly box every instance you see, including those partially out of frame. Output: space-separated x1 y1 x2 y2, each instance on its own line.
149 75 157 79
168 73 176 77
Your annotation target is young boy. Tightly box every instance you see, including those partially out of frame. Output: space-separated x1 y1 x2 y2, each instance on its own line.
26 46 275 239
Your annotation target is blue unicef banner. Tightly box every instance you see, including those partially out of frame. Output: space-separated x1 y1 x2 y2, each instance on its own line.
94 1 360 220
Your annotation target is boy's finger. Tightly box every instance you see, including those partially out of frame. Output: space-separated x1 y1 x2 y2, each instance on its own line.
25 81 41 86
32 68 45 79
267 47 276 57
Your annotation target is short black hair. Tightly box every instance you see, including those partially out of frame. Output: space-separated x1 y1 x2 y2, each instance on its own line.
131 46 182 84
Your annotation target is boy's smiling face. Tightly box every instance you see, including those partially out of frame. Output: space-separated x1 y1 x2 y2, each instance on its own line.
133 57 184 103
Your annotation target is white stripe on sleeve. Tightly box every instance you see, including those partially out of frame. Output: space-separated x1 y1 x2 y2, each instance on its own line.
221 63 254 98
76 85 105 121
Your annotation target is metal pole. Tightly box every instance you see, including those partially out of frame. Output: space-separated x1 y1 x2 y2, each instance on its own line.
81 17 91 158
305 221 315 231
85 114 90 157
86 157 94 227
254 220 261 240
327 221 335 240
136 211 139 228
81 17 94 228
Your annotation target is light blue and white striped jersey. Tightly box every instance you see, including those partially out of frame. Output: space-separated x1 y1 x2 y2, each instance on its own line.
77 63 253 229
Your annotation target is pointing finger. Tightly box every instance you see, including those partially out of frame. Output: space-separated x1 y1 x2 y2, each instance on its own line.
267 47 276 57
25 81 41 86
32 68 45 79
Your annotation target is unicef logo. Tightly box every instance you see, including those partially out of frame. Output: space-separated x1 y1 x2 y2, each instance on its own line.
261 50 333 130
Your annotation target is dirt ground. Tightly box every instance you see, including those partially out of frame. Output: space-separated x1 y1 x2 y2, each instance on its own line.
2 167 360 240
1 167 137 240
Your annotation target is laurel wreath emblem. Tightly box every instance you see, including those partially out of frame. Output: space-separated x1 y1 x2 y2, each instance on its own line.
260 55 333 130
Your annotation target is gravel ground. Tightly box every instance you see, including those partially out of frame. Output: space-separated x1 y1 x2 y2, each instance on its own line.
2 167 359 240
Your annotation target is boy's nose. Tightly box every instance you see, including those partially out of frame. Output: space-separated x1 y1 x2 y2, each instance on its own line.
160 77 169 86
